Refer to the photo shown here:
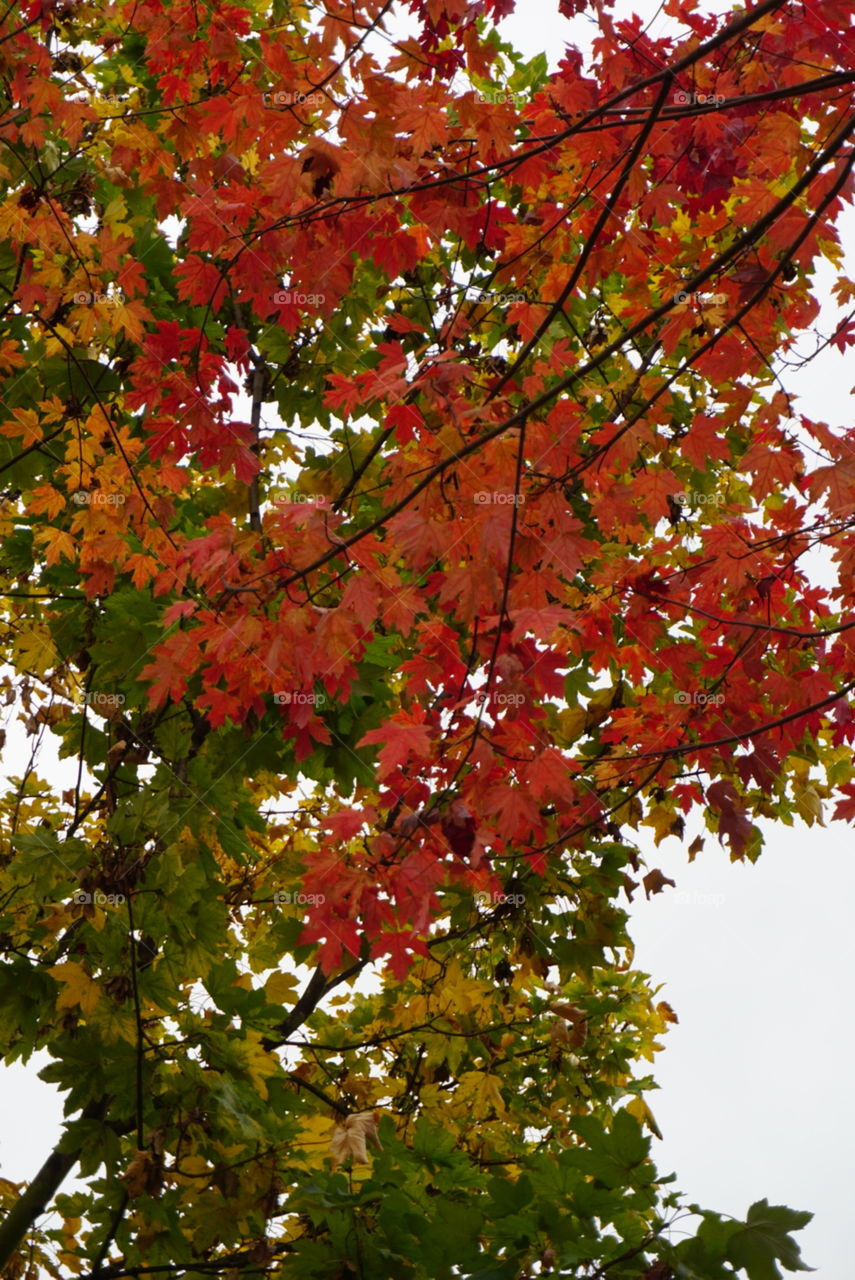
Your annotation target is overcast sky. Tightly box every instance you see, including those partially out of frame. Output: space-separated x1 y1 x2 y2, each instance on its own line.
2 1 854 1276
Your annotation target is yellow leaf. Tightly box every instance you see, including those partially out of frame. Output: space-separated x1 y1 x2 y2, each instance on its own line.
0 408 41 446
440 962 493 1015
625 1095 662 1140
242 1036 276 1100
43 324 77 353
13 624 57 676
817 237 843 269
37 394 67 423
456 1071 506 1119
173 1154 209 1186
794 783 824 826
72 304 97 342
102 195 128 225
34 526 77 566
292 1113 336 1169
671 208 692 238
109 300 147 342
265 970 299 1005
645 803 682 847
49 961 101 1016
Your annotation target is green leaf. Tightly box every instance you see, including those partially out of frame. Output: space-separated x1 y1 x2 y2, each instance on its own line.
611 1107 649 1166
727 1201 815 1278
487 1173 534 1217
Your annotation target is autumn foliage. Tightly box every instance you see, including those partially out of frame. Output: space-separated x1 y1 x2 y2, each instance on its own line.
0 0 854 1276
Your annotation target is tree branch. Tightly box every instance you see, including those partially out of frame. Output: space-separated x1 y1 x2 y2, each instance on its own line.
0 1099 110 1275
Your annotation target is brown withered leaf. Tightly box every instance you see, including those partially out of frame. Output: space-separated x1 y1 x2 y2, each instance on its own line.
106 740 128 765
549 1019 570 1056
642 868 676 898
687 834 704 862
122 1149 162 1198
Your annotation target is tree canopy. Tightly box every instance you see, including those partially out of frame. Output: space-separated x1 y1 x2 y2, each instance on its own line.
0 0 854 1276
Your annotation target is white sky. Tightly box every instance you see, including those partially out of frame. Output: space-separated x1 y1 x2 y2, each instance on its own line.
2 1 854 1275
631 823 855 1277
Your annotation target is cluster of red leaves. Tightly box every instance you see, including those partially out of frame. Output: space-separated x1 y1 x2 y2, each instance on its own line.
3 0 855 977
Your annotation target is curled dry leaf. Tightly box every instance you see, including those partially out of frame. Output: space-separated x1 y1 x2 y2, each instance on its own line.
329 1110 383 1168
549 1019 570 1053
122 1149 162 1198
549 1002 588 1048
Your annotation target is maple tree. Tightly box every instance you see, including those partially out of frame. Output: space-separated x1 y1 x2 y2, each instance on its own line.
0 0 854 1275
